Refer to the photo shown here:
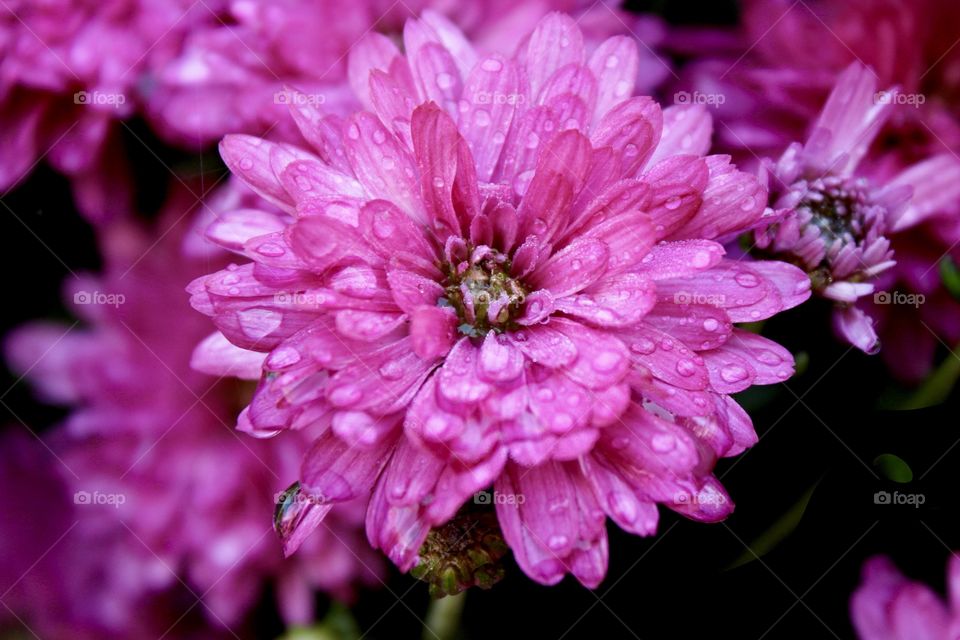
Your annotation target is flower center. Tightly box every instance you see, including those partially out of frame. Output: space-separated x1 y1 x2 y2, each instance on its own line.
795 176 883 251
440 246 528 337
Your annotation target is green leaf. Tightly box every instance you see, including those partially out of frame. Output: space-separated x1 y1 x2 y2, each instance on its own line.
873 454 913 483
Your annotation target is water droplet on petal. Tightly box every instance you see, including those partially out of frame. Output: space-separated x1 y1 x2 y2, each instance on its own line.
720 364 749 383
257 242 285 257
548 535 569 550
651 433 676 452
481 58 503 72
676 359 697 377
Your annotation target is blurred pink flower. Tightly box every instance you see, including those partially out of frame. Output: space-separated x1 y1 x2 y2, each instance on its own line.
851 555 960 640
754 63 960 355
0 0 209 221
189 13 809 588
3 186 380 635
145 1 669 147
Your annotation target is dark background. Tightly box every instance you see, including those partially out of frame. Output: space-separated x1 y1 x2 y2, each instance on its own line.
3 2 959 639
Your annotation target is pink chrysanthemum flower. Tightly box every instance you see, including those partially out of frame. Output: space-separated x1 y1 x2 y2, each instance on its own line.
851 555 960 639
4 190 379 634
146 3 668 147
0 0 205 220
755 63 960 354
190 12 809 588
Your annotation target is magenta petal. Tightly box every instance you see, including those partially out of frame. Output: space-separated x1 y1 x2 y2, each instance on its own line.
623 323 709 391
278 157 365 208
644 302 732 351
747 260 811 312
437 338 492 404
409 305 457 360
671 155 767 241
388 270 445 315
649 104 713 164
478 332 525 383
426 448 507 525
191 331 266 380
581 454 659 536
332 410 399 448
411 103 478 238
366 472 431 572
300 428 398 501
347 32 401 108
528 237 609 298
411 43 462 117
344 111 425 224
517 130 593 244
219 135 304 211
641 155 710 239
721 330 795 384
556 272 656 327
459 55 519 181
287 215 375 272
379 437 445 507
552 318 630 389
637 239 725 280
285 90 353 173
590 97 663 179
334 310 406 342
280 501 334 558
507 325 578 369
525 13 585 98
700 347 757 394
834 305 880 354
358 200 435 263
326 337 433 414
588 35 640 126
206 208 286 253
580 214 656 275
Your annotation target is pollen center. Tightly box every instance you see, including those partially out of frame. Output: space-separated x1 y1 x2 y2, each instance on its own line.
440 247 528 337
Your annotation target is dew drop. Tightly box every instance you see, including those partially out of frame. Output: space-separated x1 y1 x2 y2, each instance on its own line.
719 364 749 383
481 58 503 72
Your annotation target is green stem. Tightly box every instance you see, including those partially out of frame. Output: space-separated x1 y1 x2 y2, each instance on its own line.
423 592 466 640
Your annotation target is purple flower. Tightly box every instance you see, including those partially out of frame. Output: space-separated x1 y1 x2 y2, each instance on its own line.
3 188 379 634
190 12 809 588
851 555 960 639
754 63 960 354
